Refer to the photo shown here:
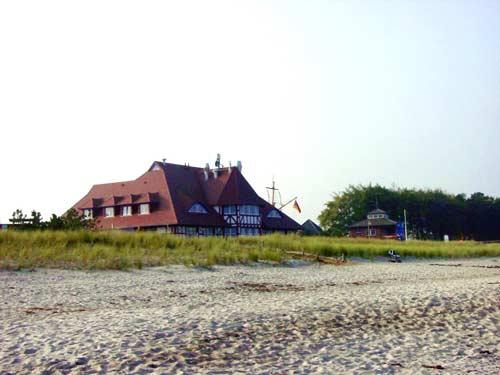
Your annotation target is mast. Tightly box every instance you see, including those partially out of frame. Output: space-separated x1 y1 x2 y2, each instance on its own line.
272 178 275 207
266 176 278 207
266 177 297 209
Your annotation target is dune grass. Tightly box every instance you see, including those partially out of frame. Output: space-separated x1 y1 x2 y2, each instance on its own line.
1 230 499 270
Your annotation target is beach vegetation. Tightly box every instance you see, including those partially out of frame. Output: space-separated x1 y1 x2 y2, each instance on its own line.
1 231 500 270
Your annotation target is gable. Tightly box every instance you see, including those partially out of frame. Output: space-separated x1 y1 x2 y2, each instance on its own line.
215 168 263 206
152 162 226 227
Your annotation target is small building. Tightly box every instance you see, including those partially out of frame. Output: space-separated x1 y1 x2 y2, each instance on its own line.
347 208 397 238
71 160 303 236
302 219 323 236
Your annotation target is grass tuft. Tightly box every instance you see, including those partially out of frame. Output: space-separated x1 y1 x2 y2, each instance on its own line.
0 230 499 270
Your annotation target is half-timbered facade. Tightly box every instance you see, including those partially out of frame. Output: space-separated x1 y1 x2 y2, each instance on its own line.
71 161 302 235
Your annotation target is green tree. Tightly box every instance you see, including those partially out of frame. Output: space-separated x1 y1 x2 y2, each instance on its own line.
61 208 96 230
29 210 44 230
319 185 500 240
46 214 65 230
8 209 97 231
9 209 29 228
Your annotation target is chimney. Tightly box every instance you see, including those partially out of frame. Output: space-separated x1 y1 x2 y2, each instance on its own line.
204 163 209 181
237 160 242 172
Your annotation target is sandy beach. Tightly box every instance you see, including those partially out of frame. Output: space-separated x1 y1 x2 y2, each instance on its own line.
1 258 499 374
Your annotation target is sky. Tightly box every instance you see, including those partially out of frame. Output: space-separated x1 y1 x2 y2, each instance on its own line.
1 0 499 225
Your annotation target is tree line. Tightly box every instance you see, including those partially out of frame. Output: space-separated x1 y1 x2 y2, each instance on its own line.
8 209 95 230
318 185 500 241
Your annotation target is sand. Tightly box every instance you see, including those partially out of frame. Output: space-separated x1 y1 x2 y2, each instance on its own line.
1 258 499 374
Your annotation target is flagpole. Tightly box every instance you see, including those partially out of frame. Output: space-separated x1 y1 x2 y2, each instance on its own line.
279 196 298 210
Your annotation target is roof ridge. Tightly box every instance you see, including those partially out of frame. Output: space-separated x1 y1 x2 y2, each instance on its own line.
91 179 135 188
152 160 203 170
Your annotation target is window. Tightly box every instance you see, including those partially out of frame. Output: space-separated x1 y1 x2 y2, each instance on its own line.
223 205 236 215
83 209 93 219
188 203 207 214
241 215 261 225
240 205 259 215
139 203 149 215
240 227 259 236
122 206 132 216
367 228 377 237
104 207 114 218
224 227 237 236
198 227 212 236
267 209 282 218
185 227 197 236
175 226 198 235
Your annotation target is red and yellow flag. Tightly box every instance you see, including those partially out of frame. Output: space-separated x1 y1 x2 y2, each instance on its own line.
293 200 301 213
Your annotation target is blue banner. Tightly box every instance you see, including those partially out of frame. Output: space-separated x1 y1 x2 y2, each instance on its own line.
396 222 405 239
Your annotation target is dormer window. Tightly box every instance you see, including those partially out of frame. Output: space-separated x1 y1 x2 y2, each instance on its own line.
104 207 114 217
188 203 208 214
139 203 149 215
122 206 132 216
267 209 282 218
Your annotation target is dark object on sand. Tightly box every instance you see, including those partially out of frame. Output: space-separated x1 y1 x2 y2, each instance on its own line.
388 362 404 367
422 364 445 370
388 249 402 263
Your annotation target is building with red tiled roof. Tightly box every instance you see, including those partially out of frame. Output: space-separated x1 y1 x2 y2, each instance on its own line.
347 208 397 239
71 161 303 236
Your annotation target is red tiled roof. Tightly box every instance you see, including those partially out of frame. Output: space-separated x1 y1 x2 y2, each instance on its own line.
155 163 226 227
72 161 302 231
200 168 232 205
72 169 177 229
212 168 264 206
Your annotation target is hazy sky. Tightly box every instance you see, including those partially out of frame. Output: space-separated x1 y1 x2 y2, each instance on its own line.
1 0 499 224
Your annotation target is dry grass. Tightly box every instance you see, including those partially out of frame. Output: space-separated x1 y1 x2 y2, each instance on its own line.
1 230 499 270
